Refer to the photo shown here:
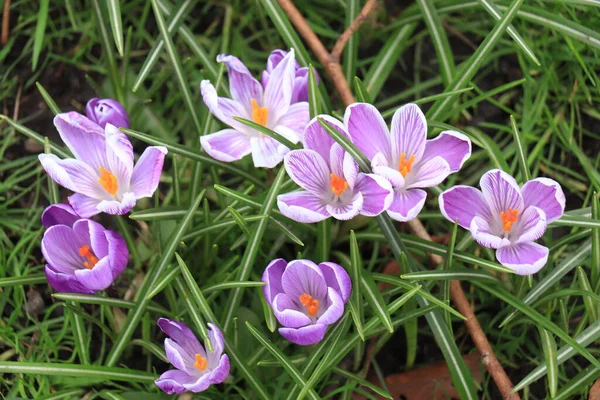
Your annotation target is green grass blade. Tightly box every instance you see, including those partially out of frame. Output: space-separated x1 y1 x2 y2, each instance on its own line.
537 327 558 398
308 65 321 118
234 117 300 150
0 362 155 382
593 193 600 288
349 231 365 340
552 366 600 400
510 115 531 182
32 0 50 70
416 0 455 85
343 0 359 82
36 82 61 115
0 274 47 288
353 77 372 104
317 117 370 171
401 268 499 283
107 0 124 56
576 267 598 322
361 274 394 333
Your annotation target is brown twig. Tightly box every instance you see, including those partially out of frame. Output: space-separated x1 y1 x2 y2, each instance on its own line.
1 0 10 45
275 1 518 399
331 0 377 60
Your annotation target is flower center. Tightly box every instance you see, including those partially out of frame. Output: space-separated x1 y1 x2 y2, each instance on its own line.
398 152 416 177
299 293 320 317
98 167 118 195
500 209 519 231
330 173 349 197
251 99 268 126
193 353 207 371
79 245 99 269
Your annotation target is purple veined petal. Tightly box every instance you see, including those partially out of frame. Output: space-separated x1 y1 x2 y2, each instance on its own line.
45 265 96 294
72 219 109 259
206 323 225 366
157 318 204 356
470 215 510 249
277 191 329 223
344 103 391 160
74 257 114 291
41 204 80 228
406 155 451 189
316 287 344 325
521 177 566 223
68 193 101 218
104 124 134 187
200 80 250 132
281 259 327 302
496 242 549 275
279 324 328 346
386 189 427 222
283 149 330 194
96 192 137 215
200 129 251 163
262 258 287 305
155 369 195 395
390 103 428 164
38 154 105 199
480 169 524 217
342 151 359 189
130 146 167 199
329 144 358 190
208 354 230 385
303 115 348 164
41 225 85 274
164 337 195 373
421 130 471 173
439 185 492 230
372 152 405 188
183 372 213 393
292 67 313 103
318 262 352 303
263 49 296 122
250 136 288 168
513 206 547 244
86 98 130 129
105 230 129 278
326 191 363 221
264 50 288 78
273 125 302 146
53 112 107 170
217 53 263 114
354 173 393 217
272 293 313 328
273 102 309 139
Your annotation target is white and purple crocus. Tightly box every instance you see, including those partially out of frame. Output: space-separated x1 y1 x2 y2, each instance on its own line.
86 98 130 129
345 103 472 221
155 318 230 394
39 112 167 217
200 49 309 168
278 116 393 223
262 259 351 345
41 204 128 294
439 169 565 275
262 49 317 104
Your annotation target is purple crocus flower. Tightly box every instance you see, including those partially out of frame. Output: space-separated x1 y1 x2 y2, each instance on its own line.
345 103 472 221
278 116 393 223
439 169 565 275
261 49 318 103
262 259 351 345
41 204 129 294
39 112 167 217
200 49 309 168
155 318 230 395
86 98 130 129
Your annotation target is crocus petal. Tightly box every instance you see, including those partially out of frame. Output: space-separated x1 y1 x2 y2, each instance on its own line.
263 49 296 122
157 318 204 356
250 136 288 168
277 191 329 223
96 192 137 215
200 80 249 131
521 178 565 223
372 152 405 188
164 338 195 372
407 156 450 189
206 323 225 365
303 115 349 163
39 154 104 199
72 219 108 259
200 129 251 163
183 372 212 393
326 192 363 221
421 131 471 172
273 102 309 139
439 185 492 229
279 324 327 346
470 215 510 249
355 173 393 216
318 262 352 303
262 258 287 305
74 257 114 291
292 68 311 103
45 265 95 294
104 124 134 186
208 354 230 385
496 242 549 275
273 293 313 328
281 260 327 301
217 54 263 112
155 369 195 395
130 146 167 199
283 149 330 194
316 287 344 325
328 145 358 190
106 230 129 278
53 112 107 170
41 225 84 273
68 193 101 218
41 204 79 228
480 169 524 216
86 98 130 129
513 206 547 243
386 189 427 222
390 103 427 163
344 103 391 160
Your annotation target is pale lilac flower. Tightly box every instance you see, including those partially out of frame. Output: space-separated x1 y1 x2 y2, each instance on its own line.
345 103 472 222
39 112 167 217
261 49 318 103
200 49 309 168
86 98 130 129
41 204 128 294
278 116 393 223
262 259 351 346
155 318 230 395
439 169 565 275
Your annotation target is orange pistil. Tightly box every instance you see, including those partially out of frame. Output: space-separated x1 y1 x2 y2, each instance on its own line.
500 209 519 232
251 99 268 127
398 152 416 177
299 293 320 317
79 245 99 269
194 353 208 371
330 173 349 196
98 167 118 195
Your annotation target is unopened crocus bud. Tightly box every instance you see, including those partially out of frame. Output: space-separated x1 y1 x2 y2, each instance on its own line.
86 98 130 129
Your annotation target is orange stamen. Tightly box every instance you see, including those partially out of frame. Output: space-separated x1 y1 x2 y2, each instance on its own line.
79 245 99 269
500 209 519 231
194 353 207 371
251 99 268 127
398 152 416 177
98 167 118 195
299 293 320 317
330 173 349 196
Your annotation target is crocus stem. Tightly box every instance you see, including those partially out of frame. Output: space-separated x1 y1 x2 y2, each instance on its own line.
115 216 141 269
